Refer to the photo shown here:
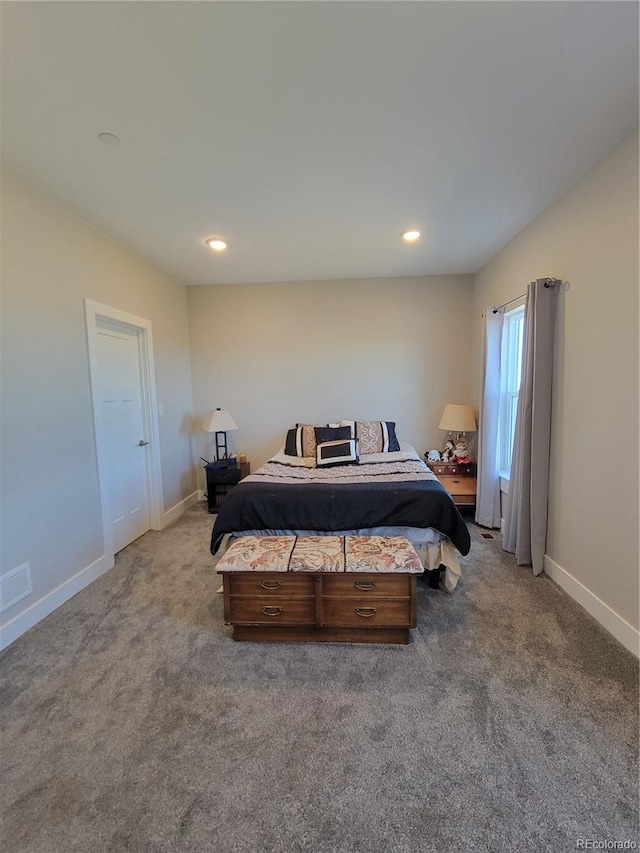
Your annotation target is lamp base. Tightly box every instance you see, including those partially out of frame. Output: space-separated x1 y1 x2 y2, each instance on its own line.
215 431 228 462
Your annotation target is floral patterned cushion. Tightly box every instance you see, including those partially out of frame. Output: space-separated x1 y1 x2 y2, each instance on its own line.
289 536 345 572
217 534 423 574
216 536 296 572
345 536 423 573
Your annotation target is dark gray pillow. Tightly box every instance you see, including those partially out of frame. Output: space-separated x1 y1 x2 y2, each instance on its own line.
316 439 359 468
314 426 352 446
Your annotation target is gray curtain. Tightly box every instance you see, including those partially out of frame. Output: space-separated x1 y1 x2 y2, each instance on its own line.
475 309 503 528
503 278 560 574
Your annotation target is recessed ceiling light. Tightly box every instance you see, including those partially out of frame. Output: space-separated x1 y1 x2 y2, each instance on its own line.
205 237 228 252
402 230 421 242
98 132 120 145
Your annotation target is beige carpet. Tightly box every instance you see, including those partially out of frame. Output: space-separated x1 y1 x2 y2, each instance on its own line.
1 503 638 852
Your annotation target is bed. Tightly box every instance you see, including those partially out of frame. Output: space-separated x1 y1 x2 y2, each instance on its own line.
210 430 471 592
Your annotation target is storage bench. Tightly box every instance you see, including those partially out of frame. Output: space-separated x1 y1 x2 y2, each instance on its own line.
216 535 423 644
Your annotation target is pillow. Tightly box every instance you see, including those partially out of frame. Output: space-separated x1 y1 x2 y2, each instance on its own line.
285 426 310 457
316 439 359 468
314 425 352 445
284 423 340 457
339 421 400 454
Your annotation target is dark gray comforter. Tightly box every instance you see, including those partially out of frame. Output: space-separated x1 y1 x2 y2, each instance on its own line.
210 458 471 556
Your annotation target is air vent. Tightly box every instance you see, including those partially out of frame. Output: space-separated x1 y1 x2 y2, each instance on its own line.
480 533 494 540
0 562 32 612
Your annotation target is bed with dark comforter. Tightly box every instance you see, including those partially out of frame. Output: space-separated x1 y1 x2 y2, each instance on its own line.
210 444 470 590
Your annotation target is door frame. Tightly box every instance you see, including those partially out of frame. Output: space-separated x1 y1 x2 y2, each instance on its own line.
84 300 163 560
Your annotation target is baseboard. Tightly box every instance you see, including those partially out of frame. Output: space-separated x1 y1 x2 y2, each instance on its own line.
544 555 639 658
162 491 200 527
0 553 113 651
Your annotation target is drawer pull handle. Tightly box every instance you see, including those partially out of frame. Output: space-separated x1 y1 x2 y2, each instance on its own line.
355 581 376 591
261 580 283 590
355 607 377 618
261 606 284 616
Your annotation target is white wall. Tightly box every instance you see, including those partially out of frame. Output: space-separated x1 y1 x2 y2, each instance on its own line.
5 129 636 653
0 171 197 643
188 275 473 485
472 131 639 647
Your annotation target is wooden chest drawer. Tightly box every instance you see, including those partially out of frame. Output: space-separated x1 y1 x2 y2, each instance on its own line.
219 568 418 642
321 573 411 597
427 461 476 476
322 597 413 628
438 475 477 507
431 464 454 475
227 596 315 626
224 572 313 597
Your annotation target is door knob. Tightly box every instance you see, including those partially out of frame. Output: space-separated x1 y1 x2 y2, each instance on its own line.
138 440 149 446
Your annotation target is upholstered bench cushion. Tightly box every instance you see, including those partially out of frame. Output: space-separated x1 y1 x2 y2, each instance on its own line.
289 536 345 572
216 534 423 574
215 536 296 572
345 535 423 573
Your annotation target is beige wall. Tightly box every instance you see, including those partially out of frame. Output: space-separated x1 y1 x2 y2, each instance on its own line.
4 130 636 647
472 131 639 633
1 171 196 628
188 276 474 485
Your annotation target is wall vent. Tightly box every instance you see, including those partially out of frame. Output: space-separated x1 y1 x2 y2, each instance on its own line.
0 563 32 613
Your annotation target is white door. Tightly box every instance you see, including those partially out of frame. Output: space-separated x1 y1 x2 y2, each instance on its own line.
96 320 151 552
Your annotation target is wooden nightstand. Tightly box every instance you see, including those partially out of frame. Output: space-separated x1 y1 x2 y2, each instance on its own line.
205 462 250 513
426 459 477 511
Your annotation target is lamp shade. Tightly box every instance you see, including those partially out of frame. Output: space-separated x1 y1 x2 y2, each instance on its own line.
202 408 239 432
438 404 476 433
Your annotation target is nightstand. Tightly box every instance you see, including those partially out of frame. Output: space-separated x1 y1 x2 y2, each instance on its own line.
426 460 477 511
205 462 250 513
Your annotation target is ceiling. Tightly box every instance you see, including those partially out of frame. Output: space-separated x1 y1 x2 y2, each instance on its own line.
2 2 638 286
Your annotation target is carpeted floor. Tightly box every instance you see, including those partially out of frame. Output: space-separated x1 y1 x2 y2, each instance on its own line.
1 504 638 853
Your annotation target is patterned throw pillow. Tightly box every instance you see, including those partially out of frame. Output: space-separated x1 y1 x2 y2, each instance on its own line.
285 426 310 457
339 421 400 454
316 439 359 468
284 423 341 457
314 426 352 445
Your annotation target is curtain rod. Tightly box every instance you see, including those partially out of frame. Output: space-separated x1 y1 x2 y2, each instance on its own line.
492 278 561 314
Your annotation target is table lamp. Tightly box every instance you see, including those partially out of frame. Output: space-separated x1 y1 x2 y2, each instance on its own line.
438 404 477 460
202 408 239 462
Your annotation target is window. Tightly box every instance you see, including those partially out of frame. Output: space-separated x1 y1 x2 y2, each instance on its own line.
498 304 525 477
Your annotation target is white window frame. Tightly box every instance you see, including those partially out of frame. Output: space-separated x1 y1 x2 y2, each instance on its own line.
498 302 525 483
